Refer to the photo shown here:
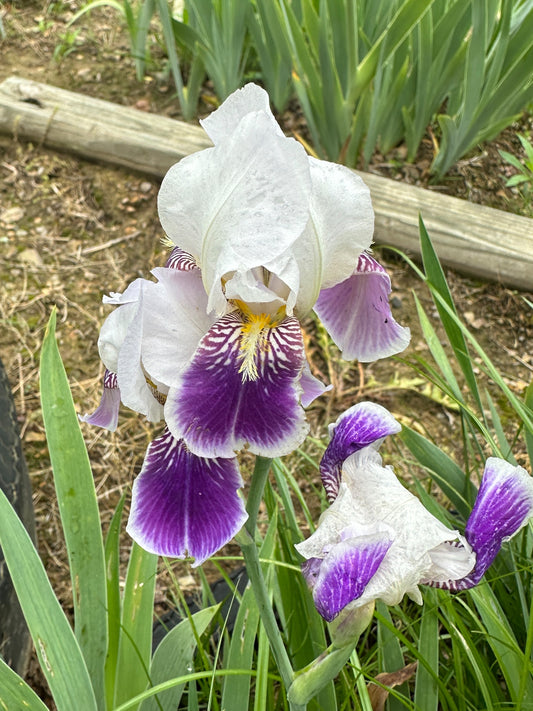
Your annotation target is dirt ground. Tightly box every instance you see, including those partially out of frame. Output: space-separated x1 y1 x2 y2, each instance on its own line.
1 2 532 706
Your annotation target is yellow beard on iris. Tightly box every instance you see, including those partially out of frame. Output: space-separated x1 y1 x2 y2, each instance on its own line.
235 302 285 382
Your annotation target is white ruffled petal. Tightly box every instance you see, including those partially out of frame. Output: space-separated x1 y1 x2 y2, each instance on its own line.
141 267 215 387
309 158 374 290
200 83 282 144
158 111 312 316
297 447 474 614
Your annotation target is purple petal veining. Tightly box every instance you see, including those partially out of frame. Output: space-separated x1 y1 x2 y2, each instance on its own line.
320 401 401 502
80 370 120 431
310 534 393 622
429 458 533 590
314 253 410 362
127 429 248 565
166 312 308 458
165 246 199 271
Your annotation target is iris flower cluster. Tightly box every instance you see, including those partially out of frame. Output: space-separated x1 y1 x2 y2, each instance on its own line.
84 84 410 565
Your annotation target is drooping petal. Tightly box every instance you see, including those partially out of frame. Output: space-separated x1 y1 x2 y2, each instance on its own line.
98 279 165 422
158 110 312 315
320 401 401 502
99 279 144 372
310 532 393 622
314 253 411 362
114 280 166 422
80 370 120 431
165 312 308 458
165 246 199 271
429 458 533 590
300 362 332 408
127 429 247 565
308 158 374 290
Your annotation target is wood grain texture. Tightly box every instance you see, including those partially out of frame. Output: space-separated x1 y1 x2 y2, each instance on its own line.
1 76 531 290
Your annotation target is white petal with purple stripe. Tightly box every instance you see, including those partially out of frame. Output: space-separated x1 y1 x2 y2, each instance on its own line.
127 429 247 565
297 446 474 617
426 457 533 590
320 401 401 502
80 370 120 431
165 311 308 458
303 530 393 622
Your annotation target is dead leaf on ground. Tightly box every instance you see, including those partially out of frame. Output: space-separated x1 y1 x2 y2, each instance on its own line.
367 662 418 711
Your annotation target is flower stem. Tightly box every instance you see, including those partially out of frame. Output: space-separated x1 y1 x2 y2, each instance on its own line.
235 456 296 694
244 455 272 535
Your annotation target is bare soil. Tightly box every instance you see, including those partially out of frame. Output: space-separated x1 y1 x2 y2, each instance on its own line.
1 2 532 706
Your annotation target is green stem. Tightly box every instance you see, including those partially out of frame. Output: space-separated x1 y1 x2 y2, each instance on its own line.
244 455 272 535
235 456 296 695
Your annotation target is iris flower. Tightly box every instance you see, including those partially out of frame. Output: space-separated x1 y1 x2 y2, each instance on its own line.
296 402 533 622
83 84 409 565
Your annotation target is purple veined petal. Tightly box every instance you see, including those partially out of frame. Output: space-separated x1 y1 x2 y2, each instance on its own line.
165 311 309 458
434 458 533 590
80 370 120 431
127 429 248 565
165 246 199 271
320 402 401 502
300 361 332 408
310 533 393 622
314 253 411 362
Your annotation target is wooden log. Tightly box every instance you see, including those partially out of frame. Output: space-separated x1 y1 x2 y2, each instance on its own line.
1 76 531 291
0 76 210 175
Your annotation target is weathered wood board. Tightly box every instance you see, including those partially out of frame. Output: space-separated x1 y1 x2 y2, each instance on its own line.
1 76 531 291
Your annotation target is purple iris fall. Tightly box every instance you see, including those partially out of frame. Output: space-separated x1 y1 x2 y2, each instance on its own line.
296 402 533 622
83 84 409 565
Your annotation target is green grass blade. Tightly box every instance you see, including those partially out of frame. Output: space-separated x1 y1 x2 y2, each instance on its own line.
400 425 475 518
0 488 97 711
40 309 107 709
444 602 501 708
220 583 261 710
376 600 409 711
351 0 434 102
154 0 187 115
412 292 463 402
114 542 158 709
67 0 126 26
414 589 439 711
0 654 51 710
418 216 482 412
485 389 517 463
104 493 127 710
469 585 533 703
133 0 156 80
140 606 220 711
254 606 273 711
221 511 278 709
526 381 533 468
